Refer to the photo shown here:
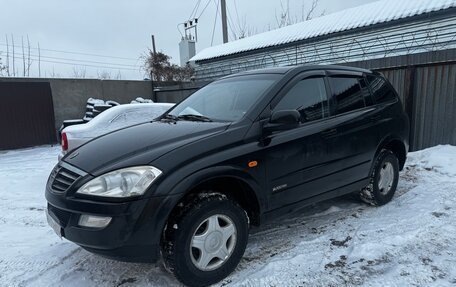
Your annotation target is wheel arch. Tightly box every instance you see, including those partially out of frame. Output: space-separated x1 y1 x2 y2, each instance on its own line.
169 167 264 225
156 166 265 249
374 136 407 171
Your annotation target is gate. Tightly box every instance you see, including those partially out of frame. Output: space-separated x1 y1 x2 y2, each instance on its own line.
0 82 57 150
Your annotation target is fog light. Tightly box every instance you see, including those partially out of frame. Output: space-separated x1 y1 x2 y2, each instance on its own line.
78 215 112 228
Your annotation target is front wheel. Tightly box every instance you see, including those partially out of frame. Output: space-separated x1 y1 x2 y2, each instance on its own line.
359 149 399 206
162 193 249 287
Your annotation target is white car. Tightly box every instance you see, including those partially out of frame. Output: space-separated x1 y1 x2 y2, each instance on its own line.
59 103 174 160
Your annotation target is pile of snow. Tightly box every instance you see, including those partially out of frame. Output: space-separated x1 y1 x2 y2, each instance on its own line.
0 145 455 286
131 97 154 104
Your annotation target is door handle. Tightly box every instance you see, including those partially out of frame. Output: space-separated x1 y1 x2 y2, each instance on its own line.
321 128 337 137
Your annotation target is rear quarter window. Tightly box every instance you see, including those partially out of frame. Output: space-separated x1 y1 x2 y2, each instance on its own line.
366 75 397 104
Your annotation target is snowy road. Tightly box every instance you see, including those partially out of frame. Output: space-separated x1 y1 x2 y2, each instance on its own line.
1 145 455 287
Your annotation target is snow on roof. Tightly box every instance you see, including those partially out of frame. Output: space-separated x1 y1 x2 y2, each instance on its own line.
191 0 456 62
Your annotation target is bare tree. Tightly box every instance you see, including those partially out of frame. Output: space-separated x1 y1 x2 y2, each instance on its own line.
143 50 194 82
114 70 122 80
237 15 258 39
49 67 61 78
275 0 324 28
230 0 324 40
11 34 16 77
26 35 32 77
97 70 112 80
72 67 87 78
21 37 26 77
0 54 6 76
38 42 41 77
4 35 10 76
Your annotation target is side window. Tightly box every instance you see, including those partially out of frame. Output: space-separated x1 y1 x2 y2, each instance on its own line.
329 77 365 114
274 77 328 123
366 75 396 104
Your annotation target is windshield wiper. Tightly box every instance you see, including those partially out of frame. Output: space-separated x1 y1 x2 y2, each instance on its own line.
177 114 213 122
161 114 179 121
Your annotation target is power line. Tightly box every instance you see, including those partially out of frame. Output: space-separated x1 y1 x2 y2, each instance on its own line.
5 55 138 71
226 4 239 40
211 0 220 46
198 0 212 19
189 0 202 20
0 42 137 61
234 0 242 30
0 49 139 68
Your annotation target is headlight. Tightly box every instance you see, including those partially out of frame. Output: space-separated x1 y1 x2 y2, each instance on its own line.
76 166 162 198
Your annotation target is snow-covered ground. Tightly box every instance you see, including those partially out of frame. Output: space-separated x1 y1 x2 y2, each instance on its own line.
1 145 455 287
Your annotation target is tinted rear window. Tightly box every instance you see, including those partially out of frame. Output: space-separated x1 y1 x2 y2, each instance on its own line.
329 77 365 114
366 75 396 104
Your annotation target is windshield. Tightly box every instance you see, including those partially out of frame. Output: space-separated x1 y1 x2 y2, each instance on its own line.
168 74 279 122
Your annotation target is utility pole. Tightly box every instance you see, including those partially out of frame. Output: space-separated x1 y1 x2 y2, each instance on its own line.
151 35 157 54
220 0 228 43
150 34 157 101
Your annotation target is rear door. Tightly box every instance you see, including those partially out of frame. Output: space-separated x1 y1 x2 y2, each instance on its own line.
319 71 379 191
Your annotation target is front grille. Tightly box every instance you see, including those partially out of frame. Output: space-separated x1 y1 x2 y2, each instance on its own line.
51 166 80 192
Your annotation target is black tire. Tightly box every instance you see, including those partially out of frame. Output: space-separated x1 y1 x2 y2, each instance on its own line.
359 149 399 206
162 193 249 287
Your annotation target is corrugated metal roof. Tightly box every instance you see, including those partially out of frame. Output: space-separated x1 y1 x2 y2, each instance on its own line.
191 0 456 62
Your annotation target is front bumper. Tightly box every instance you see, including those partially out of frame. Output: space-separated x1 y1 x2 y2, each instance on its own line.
45 165 180 263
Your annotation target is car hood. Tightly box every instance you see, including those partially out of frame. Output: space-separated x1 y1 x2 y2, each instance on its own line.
63 120 229 175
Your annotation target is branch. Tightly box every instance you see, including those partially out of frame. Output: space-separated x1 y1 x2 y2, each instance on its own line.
305 0 319 21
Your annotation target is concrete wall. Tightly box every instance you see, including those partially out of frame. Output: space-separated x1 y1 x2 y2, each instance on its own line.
0 77 153 131
50 79 153 130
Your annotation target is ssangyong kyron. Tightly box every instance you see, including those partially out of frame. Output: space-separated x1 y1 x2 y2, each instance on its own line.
45 65 409 287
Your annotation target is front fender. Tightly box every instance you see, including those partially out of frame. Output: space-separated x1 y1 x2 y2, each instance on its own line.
147 165 267 248
155 165 266 212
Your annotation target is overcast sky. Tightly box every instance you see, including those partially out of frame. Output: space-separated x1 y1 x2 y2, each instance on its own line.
0 0 378 80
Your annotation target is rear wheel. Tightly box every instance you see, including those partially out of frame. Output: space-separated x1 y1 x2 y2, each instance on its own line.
359 149 399 206
162 193 249 287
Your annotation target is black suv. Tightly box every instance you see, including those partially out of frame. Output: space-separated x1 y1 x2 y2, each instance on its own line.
46 65 409 287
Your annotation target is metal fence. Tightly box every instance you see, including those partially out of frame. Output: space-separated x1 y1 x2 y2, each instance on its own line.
370 62 456 151
0 82 57 150
412 64 456 150
1 60 454 152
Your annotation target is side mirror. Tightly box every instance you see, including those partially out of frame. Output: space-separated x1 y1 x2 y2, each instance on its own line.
264 110 300 133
